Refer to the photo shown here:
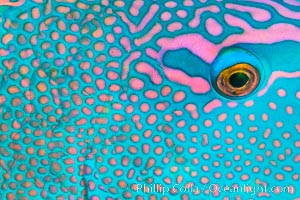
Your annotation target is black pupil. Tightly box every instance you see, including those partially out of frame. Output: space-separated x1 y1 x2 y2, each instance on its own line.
229 72 249 88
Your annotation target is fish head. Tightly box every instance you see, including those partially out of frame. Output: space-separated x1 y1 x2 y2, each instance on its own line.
121 2 300 199
0 1 300 199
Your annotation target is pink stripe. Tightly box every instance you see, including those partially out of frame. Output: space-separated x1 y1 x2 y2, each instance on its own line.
258 71 300 97
163 67 210 94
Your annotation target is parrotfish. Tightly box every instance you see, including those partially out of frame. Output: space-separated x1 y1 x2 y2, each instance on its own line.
0 0 300 199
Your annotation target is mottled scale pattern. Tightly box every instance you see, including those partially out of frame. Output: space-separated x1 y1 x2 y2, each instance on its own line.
0 0 300 199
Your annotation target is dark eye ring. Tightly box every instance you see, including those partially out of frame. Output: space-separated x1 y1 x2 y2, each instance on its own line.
210 47 264 99
216 63 260 97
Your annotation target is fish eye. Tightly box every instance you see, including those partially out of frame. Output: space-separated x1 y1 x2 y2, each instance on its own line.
216 63 260 97
211 47 263 99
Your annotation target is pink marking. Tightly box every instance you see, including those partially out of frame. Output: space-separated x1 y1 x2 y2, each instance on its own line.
108 47 122 57
106 71 118 80
190 125 198 132
65 66 74 77
131 95 140 103
145 48 158 60
245 0 300 20
2 33 13 45
106 61 119 69
296 124 300 134
120 37 131 52
205 18 223 36
283 0 300 6
32 59 40 67
21 79 30 87
244 100 254 107
218 113 227 122
145 90 158 99
135 62 162 85
161 86 171 96
185 103 197 112
130 1 144 16
173 91 186 102
277 89 286 97
121 51 141 80
212 184 220 197
70 24 79 32
96 79 105 90
0 49 9 56
203 99 222 113
234 114 242 126
117 4 159 33
89 182 96 191
294 154 300 162
257 192 270 197
81 13 95 25
160 11 171 21
127 169 134 179
165 1 177 8
57 43 66 55
262 113 269 121
225 3 271 22
91 21 103 38
185 103 199 119
51 89 60 105
0 95 6 105
189 5 220 28
39 22 48 32
248 114 255 121
24 104 34 113
227 101 238 108
177 120 185 128
297 92 300 99
286 106 293 114
157 34 219 63
222 15 300 49
82 107 91 115
258 71 300 96
68 146 77 155
134 23 162 46
106 33 115 43
125 105 133 114
156 102 169 111
202 134 208 146
113 26 122 34
0 0 24 6
204 120 212 127
64 34 77 43
140 103 150 112
44 0 52 15
93 66 103 75
184 0 194 6
176 10 187 18
129 78 144 90
268 102 279 111
56 5 71 14
287 186 295 194
163 67 210 94
167 22 182 32
80 61 91 70
158 15 300 68
147 114 157 125
94 42 104 51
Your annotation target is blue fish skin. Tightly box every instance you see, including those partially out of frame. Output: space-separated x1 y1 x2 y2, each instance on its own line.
0 1 300 199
